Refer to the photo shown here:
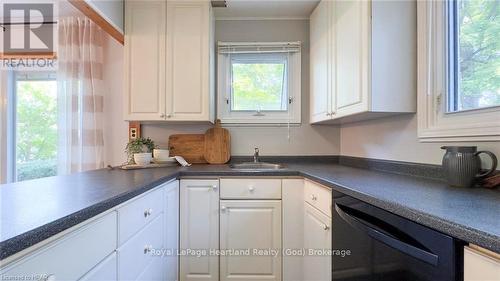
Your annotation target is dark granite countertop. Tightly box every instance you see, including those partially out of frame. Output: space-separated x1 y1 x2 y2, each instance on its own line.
1 161 499 260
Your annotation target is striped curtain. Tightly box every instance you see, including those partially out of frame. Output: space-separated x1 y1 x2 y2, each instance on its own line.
57 18 105 174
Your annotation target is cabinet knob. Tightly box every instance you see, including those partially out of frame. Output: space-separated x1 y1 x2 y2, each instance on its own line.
310 194 317 201
160 113 165 118
211 185 218 191
144 244 152 254
166 114 172 118
323 224 330 231
221 206 227 212
144 208 153 217
248 186 255 192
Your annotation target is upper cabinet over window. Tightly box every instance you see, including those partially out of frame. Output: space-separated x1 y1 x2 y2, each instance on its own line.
124 0 215 122
309 0 417 124
217 42 301 124
418 0 500 141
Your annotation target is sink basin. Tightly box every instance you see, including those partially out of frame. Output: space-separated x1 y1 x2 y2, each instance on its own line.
229 162 285 170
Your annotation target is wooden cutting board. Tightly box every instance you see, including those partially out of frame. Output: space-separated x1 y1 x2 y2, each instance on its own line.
204 120 231 164
168 134 207 164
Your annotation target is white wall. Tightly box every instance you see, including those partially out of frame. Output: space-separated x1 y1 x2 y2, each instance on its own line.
340 114 500 167
102 19 341 165
104 17 499 168
141 20 341 158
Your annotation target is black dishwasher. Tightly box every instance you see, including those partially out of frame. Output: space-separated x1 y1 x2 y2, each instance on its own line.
332 191 463 281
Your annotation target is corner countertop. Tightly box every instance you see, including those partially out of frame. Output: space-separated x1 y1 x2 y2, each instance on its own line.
1 162 499 260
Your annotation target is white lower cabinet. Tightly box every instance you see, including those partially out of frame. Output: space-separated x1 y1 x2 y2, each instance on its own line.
118 214 164 280
165 181 180 281
136 257 165 281
0 212 117 281
180 179 220 281
219 200 282 281
79 252 118 281
464 246 500 281
0 181 179 281
303 192 332 281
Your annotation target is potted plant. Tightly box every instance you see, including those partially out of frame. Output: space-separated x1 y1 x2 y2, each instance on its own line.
125 137 157 165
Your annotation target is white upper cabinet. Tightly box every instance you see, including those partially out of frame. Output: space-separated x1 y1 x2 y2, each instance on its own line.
166 1 215 121
124 0 166 121
310 0 416 124
124 0 215 122
309 0 334 123
334 0 370 116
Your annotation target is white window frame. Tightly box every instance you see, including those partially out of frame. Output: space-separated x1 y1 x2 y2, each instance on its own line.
417 1 500 142
217 42 301 125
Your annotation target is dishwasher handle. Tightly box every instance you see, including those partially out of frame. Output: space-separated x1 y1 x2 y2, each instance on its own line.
335 203 439 266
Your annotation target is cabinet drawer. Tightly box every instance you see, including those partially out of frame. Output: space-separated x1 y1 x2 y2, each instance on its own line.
118 214 164 281
220 178 281 199
2 212 117 281
79 252 117 281
118 187 164 245
136 258 164 281
304 180 332 217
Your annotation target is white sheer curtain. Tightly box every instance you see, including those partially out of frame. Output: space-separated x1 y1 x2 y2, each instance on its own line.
0 70 8 183
57 17 105 174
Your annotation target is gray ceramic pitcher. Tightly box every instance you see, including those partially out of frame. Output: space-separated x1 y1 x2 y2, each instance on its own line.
441 146 497 188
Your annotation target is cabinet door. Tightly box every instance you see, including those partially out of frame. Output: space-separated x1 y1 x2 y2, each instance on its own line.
303 203 331 281
165 181 180 281
180 180 219 281
79 252 117 281
464 246 500 281
124 0 166 121
310 0 332 123
335 0 370 117
166 1 212 121
220 200 282 281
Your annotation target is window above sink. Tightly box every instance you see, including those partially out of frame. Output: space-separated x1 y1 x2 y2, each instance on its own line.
217 42 302 125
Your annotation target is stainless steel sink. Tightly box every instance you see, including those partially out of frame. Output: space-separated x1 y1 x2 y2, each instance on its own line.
229 162 285 171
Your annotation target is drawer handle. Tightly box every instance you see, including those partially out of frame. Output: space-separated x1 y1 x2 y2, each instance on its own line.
248 186 255 192
310 194 318 201
144 208 153 217
144 244 152 254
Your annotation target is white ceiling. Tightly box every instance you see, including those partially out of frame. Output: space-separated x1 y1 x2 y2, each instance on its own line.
213 0 320 20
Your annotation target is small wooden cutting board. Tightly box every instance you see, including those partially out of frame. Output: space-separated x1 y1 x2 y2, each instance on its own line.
204 120 231 164
168 134 207 164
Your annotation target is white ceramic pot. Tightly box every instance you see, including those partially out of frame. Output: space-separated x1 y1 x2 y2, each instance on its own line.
134 153 152 166
153 149 170 160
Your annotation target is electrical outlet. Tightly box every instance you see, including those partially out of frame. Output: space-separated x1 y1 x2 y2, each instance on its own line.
130 128 137 140
128 121 141 141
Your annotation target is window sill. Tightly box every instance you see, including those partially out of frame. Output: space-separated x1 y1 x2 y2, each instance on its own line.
219 121 302 127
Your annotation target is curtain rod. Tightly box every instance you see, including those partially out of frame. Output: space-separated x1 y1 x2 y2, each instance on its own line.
0 21 57 31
